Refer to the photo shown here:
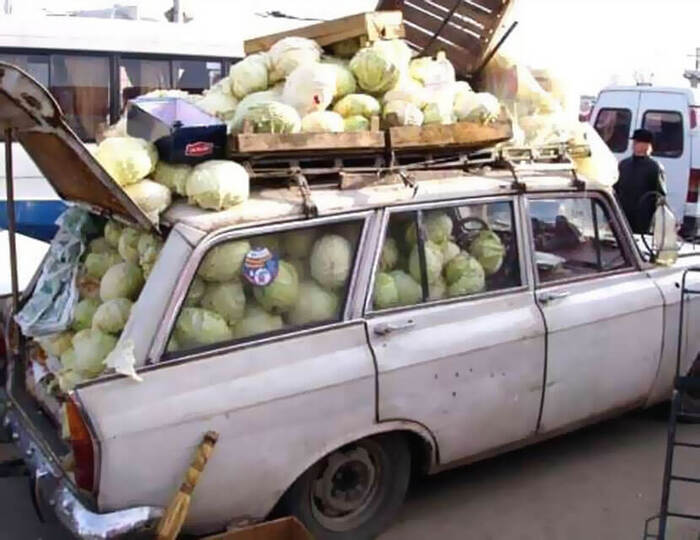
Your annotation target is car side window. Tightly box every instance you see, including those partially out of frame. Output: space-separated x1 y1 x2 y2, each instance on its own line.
594 108 632 153
165 220 364 357
370 201 521 311
642 110 684 158
529 197 631 284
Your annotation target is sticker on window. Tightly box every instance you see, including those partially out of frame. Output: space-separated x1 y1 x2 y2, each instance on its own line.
242 247 279 287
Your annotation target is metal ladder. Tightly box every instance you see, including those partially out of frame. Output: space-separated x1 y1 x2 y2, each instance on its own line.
645 266 700 539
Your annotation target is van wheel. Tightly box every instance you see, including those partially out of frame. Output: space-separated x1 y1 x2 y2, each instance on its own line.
281 433 410 540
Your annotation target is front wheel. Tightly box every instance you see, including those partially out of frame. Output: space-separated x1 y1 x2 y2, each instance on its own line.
281 433 411 540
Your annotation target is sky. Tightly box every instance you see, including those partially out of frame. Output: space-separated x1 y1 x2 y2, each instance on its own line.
5 0 700 96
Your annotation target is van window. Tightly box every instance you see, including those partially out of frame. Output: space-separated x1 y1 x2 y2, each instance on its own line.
642 110 684 158
50 54 110 142
594 108 632 153
174 60 222 93
165 220 364 357
0 54 49 85
119 57 171 109
369 201 521 311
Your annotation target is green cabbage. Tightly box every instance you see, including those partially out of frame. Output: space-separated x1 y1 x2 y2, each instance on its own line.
85 250 122 279
88 237 111 254
186 160 250 211
445 253 485 296
198 240 251 282
343 115 370 132
429 275 447 301
249 234 281 255
92 298 132 334
409 241 443 284
373 272 400 309
142 263 154 279
100 262 144 301
60 347 77 371
174 307 232 348
253 260 299 314
196 79 239 122
350 47 401 94
237 101 301 134
137 233 162 267
379 237 399 271
94 136 157 187
322 57 357 100
469 230 505 276
153 161 192 196
441 240 460 264
57 369 84 393
288 258 309 281
408 52 456 88
383 76 428 109
454 91 500 124
301 111 345 133
405 212 453 245
36 331 73 358
282 63 337 116
72 329 117 377
229 53 270 99
201 281 246 325
284 229 316 259
390 270 422 306
72 298 101 331
166 336 180 353
229 88 284 132
124 179 172 222
104 221 123 247
333 94 381 119
383 100 424 127
184 276 206 307
371 39 412 73
310 234 352 290
287 281 339 325
118 228 140 263
331 37 362 58
232 304 284 339
423 100 455 125
269 37 322 82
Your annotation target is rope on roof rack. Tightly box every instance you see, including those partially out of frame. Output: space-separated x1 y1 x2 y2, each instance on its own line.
290 168 318 219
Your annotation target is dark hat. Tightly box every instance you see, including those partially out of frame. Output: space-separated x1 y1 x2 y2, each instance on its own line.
631 128 654 143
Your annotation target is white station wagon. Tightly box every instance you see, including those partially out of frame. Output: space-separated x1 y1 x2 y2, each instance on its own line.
3 62 700 540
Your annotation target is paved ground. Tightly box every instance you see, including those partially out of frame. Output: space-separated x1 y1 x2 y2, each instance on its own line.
1 406 699 540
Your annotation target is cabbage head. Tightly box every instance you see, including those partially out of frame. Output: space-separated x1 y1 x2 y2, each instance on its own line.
94 136 157 186
88 237 111 254
371 39 412 72
445 253 485 296
423 100 455 125
60 347 77 371
229 53 270 99
288 258 309 281
92 298 132 334
118 227 141 263
429 275 447 301
301 111 345 133
322 57 357 100
469 230 505 275
153 161 192 196
287 281 339 325
282 64 337 116
390 270 422 306
408 241 443 284
186 160 250 211
284 229 315 259
85 250 122 279
198 240 251 282
383 100 424 127
350 47 401 94
229 88 284 132
253 260 299 314
100 262 144 301
233 304 284 339
249 234 281 255
124 180 172 222
331 37 362 58
379 237 399 272
77 273 101 300
333 94 381 119
72 329 117 377
104 221 123 247
196 79 239 123
373 272 399 310
184 276 206 307
269 37 322 82
174 307 232 348
383 76 428 109
239 101 302 134
57 368 84 393
201 281 246 325
409 52 456 88
454 91 500 124
72 298 101 331
343 115 370 132
310 234 352 290
137 233 163 267
441 240 460 264
37 331 73 358
405 211 453 245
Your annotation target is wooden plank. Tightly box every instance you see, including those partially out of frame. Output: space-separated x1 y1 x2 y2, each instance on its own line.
231 131 386 154
388 120 512 150
407 0 483 34
468 0 508 12
243 11 404 54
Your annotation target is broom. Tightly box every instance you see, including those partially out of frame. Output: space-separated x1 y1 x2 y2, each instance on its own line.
155 430 219 540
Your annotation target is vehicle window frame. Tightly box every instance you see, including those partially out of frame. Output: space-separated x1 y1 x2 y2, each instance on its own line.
525 191 639 289
363 195 528 317
152 211 372 365
593 107 632 153
641 109 684 158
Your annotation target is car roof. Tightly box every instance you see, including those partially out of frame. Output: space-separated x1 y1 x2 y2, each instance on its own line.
163 171 607 235
599 85 700 103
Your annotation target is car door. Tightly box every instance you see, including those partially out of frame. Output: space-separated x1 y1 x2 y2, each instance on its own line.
365 197 546 464
528 192 665 433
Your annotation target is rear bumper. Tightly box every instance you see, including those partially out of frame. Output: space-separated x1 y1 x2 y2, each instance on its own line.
2 405 163 539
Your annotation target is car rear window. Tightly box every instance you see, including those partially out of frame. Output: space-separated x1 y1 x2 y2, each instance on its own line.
594 108 632 153
642 110 684 158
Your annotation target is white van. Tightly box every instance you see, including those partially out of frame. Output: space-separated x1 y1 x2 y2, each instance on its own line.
591 85 700 235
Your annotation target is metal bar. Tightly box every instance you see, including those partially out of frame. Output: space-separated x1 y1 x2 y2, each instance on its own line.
670 474 700 484
666 511 700 520
657 391 682 539
591 199 603 271
415 210 430 302
4 128 19 312
472 20 518 78
674 441 700 448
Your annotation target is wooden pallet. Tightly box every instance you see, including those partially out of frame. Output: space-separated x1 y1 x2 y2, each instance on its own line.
388 119 512 152
243 11 404 55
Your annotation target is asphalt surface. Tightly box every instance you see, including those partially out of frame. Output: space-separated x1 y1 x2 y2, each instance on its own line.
0 406 699 540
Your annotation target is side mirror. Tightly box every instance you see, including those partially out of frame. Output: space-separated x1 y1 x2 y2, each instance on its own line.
652 200 679 266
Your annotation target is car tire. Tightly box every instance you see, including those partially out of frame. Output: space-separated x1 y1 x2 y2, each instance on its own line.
280 433 411 540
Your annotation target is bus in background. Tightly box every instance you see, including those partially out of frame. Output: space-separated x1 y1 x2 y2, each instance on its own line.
0 15 243 240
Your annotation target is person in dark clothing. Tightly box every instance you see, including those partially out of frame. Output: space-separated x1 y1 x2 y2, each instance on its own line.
613 128 667 234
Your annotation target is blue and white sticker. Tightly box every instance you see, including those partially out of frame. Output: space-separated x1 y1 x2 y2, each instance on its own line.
242 247 279 287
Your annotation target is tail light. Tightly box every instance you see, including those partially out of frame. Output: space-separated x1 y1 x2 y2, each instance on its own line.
691 106 699 129
65 397 97 493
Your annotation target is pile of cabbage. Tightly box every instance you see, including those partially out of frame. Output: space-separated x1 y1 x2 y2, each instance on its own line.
36 219 163 393
166 224 359 352
372 211 506 309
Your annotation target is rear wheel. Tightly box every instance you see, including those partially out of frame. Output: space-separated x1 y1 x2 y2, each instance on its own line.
281 433 411 540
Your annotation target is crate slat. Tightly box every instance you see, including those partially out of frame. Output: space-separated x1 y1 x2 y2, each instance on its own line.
389 120 512 150
230 131 386 155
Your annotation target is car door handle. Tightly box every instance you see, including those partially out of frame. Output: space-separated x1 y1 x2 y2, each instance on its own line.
538 291 570 305
374 320 416 336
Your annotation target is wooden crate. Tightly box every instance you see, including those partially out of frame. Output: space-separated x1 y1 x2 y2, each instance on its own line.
201 517 312 540
243 11 404 55
388 119 513 152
